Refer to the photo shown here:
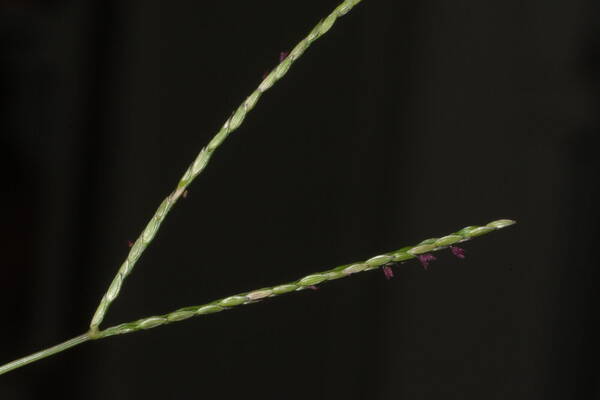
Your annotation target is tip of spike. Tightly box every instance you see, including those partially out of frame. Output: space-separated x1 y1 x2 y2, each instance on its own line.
487 219 516 229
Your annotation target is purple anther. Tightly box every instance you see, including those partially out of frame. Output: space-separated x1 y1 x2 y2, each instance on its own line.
382 265 394 280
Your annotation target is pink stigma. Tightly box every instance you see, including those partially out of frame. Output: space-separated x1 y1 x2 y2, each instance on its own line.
450 245 465 259
417 253 437 270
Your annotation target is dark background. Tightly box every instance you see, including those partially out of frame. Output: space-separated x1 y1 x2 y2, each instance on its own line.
1 0 598 398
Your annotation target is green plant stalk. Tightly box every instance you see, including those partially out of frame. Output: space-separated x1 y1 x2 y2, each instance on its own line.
89 0 365 334
0 219 515 375
0 334 91 376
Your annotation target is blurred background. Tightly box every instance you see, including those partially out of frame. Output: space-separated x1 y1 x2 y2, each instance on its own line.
1 0 598 398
